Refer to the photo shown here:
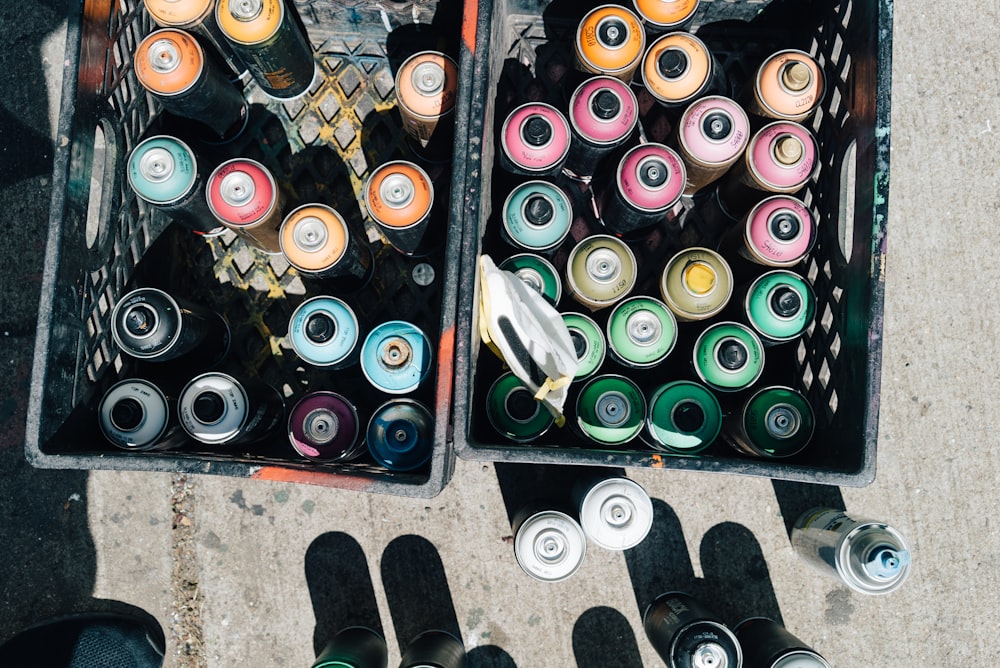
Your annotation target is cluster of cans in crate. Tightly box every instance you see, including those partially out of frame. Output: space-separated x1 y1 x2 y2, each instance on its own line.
97 0 461 471
486 0 828 461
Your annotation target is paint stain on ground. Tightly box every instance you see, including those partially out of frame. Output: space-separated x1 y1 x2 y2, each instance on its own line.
229 489 266 516
824 588 855 625
528 614 541 627
274 490 290 503
301 500 315 515
201 531 227 552
468 607 485 628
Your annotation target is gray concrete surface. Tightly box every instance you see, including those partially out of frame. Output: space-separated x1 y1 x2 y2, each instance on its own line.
2 0 999 666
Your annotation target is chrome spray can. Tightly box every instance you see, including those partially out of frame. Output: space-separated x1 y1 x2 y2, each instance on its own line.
717 121 819 219
98 379 187 451
216 0 316 99
676 96 750 195
641 32 724 109
499 102 571 177
692 321 765 393
287 296 360 368
134 28 248 139
111 287 230 367
791 508 912 595
127 135 223 235
486 372 554 443
565 234 638 311
364 161 435 256
644 592 743 668
659 247 733 322
206 158 285 253
178 372 284 446
513 507 587 583
722 386 814 458
144 0 247 77
574 374 645 445
574 475 653 551
312 626 388 668
734 618 831 668
722 195 816 268
400 630 466 668
601 143 686 235
631 0 699 33
395 51 459 157
287 391 365 462
360 321 433 395
562 312 606 381
644 380 722 455
741 270 816 345
501 181 573 254
280 203 373 280
564 76 639 177
746 50 825 123
606 296 677 368
574 5 646 83
366 399 434 471
499 254 563 306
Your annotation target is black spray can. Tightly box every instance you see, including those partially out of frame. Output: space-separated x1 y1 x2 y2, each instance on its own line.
111 288 230 369
644 592 743 668
178 372 285 447
399 630 466 668
734 618 831 668
312 626 388 668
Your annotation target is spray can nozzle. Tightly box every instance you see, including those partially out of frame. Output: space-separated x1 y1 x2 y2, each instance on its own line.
865 545 911 580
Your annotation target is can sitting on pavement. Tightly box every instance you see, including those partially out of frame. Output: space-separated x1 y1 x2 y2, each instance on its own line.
606 296 678 369
499 102 571 177
573 474 653 551
641 32 725 109
206 158 286 254
600 143 686 236
127 135 224 235
287 391 365 462
134 28 248 140
722 386 814 459
565 235 638 311
659 247 733 322
564 76 639 178
745 50 825 123
720 195 816 268
512 507 588 583
675 96 750 196
643 592 743 668
574 5 646 82
177 372 285 446
644 380 722 456
98 379 188 452
499 254 563 307
360 321 433 395
366 399 434 472
486 372 554 443
216 0 317 99
734 618 831 668
692 321 765 393
364 160 435 256
287 295 361 368
395 51 459 158
562 312 607 381
574 374 646 445
501 180 573 254
280 203 374 281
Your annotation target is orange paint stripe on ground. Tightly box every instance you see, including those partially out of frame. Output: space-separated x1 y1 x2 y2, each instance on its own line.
461 0 479 54
251 466 373 490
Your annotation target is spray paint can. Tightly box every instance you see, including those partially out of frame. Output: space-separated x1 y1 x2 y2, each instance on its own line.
127 135 224 235
513 507 587 583
717 121 818 219
312 626 388 668
111 287 230 367
143 0 247 77
575 374 646 445
564 76 639 177
574 475 653 550
486 372 554 443
722 195 815 268
565 235 637 311
216 0 316 99
659 247 733 322
360 321 433 395
606 296 677 369
641 32 725 109
499 102 571 177
722 386 814 458
643 592 743 668
287 296 360 368
574 5 646 83
287 391 365 462
280 203 373 280
734 618 831 668
601 143 686 236
178 372 285 446
562 312 606 381
206 158 285 254
395 51 459 157
740 270 816 345
644 380 722 455
501 181 573 254
399 630 466 668
499 254 563 306
631 0 699 32
791 508 913 595
134 28 248 139
364 161 435 256
676 96 750 195
692 321 764 393
366 399 434 472
98 379 188 451
746 50 825 123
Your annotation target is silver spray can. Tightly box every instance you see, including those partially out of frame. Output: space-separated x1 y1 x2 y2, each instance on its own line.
573 474 653 551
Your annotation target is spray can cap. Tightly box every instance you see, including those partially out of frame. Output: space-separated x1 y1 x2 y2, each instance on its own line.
865 545 911 580
592 90 621 119
781 61 812 92
657 48 689 79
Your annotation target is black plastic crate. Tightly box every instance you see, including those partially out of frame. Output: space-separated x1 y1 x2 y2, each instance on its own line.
26 0 475 497
454 0 892 486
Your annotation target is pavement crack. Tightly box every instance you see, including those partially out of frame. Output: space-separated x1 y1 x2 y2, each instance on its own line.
171 473 206 667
